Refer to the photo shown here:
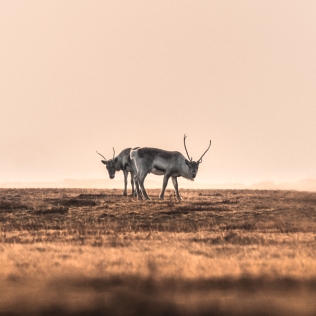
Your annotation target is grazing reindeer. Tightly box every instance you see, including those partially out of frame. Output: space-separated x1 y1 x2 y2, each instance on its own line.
130 135 211 200
96 148 141 197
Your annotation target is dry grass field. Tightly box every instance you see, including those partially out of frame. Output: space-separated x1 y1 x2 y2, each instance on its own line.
1 188 316 315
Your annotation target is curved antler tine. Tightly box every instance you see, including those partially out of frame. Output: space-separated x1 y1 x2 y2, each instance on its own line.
183 134 191 160
198 140 211 163
112 147 115 160
96 150 107 161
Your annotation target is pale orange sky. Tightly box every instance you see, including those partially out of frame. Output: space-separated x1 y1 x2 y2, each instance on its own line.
1 1 316 185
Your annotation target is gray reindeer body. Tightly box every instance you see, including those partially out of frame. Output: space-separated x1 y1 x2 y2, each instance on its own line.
98 148 140 197
130 148 192 200
130 136 211 201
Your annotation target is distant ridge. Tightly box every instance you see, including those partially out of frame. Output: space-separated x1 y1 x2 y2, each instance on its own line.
1 178 316 192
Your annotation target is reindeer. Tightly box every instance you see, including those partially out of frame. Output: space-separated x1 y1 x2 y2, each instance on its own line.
130 135 211 200
96 147 141 197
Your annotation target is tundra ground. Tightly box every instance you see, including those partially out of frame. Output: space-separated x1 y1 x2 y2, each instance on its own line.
0 188 316 315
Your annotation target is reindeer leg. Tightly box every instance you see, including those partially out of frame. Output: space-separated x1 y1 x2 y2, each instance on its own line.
159 174 170 200
131 171 141 197
134 177 143 200
130 172 135 197
138 172 150 200
172 177 182 200
130 163 143 200
123 170 128 196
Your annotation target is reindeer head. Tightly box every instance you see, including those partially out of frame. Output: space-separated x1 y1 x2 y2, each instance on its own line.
184 134 211 179
96 148 118 179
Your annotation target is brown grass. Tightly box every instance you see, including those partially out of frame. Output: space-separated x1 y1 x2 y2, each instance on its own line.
0 188 316 315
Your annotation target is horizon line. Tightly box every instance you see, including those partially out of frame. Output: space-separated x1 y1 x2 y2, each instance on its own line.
1 178 316 192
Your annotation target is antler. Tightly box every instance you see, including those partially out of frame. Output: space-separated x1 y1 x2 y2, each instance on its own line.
184 134 192 161
198 140 211 163
112 147 115 160
96 151 107 161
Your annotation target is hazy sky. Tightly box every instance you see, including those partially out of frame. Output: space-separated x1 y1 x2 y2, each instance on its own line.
1 1 316 185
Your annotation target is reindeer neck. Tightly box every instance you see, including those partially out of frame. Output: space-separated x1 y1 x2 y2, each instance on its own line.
115 157 123 171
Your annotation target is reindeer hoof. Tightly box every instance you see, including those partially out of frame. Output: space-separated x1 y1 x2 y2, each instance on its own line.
159 196 164 200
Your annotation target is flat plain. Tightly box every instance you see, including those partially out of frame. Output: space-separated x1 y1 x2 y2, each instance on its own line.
1 188 316 316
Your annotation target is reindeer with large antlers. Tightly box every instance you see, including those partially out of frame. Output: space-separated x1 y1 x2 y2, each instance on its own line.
130 135 211 200
96 148 141 197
